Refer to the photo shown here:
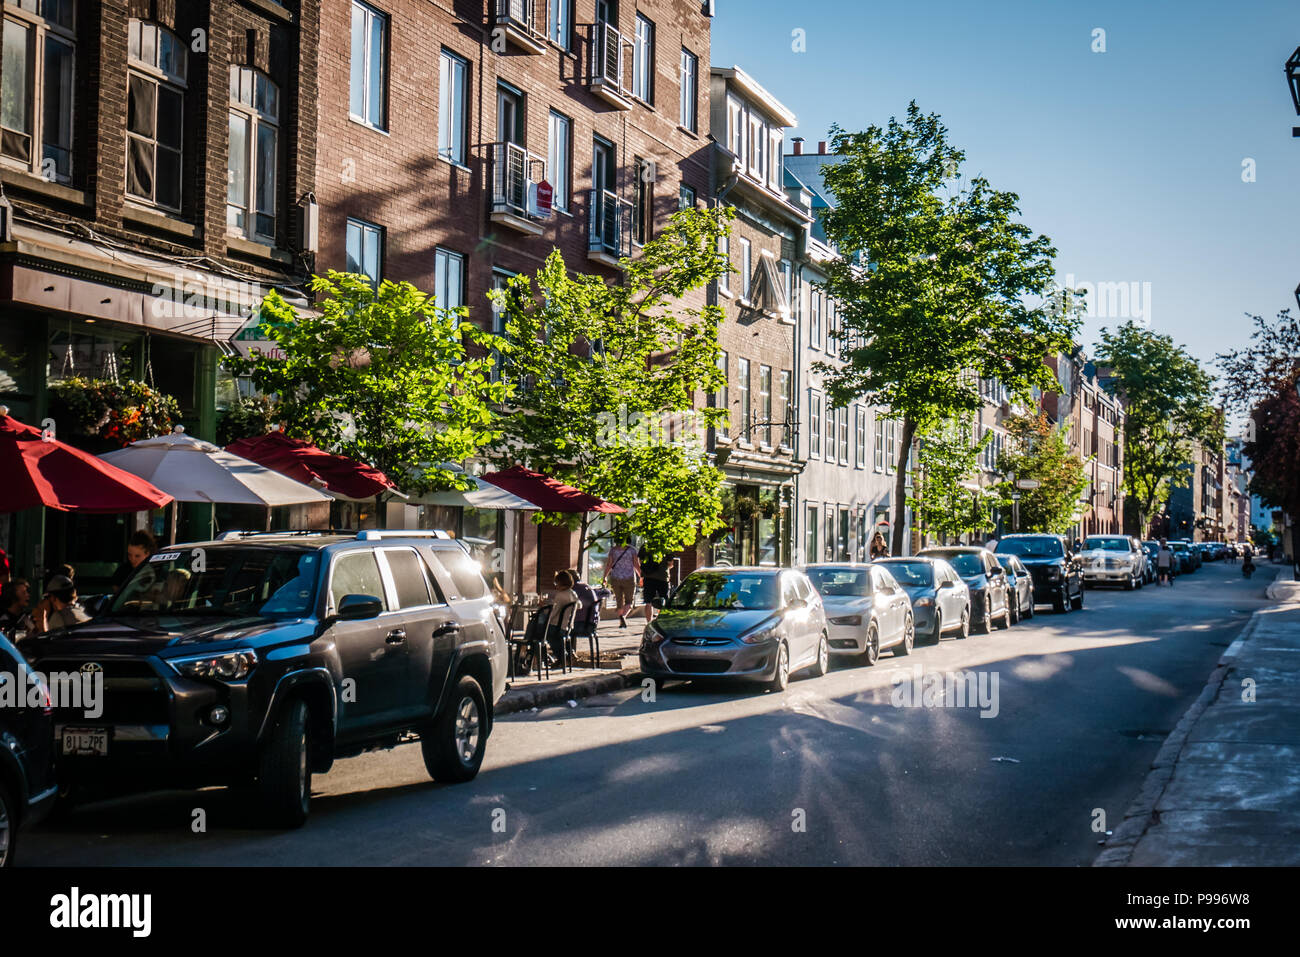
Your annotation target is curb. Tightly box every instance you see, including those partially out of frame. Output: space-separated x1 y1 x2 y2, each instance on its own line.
1093 600 1267 866
494 668 643 716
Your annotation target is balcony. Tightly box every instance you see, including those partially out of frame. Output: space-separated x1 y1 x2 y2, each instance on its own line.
588 189 634 267
489 142 548 236
587 22 632 110
492 0 546 55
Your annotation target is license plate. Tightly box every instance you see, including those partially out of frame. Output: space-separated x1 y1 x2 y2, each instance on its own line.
62 727 110 757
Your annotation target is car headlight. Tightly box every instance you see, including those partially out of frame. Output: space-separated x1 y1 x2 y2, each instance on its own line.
828 614 862 626
642 621 666 645
913 598 934 608
739 622 781 644
168 649 258 681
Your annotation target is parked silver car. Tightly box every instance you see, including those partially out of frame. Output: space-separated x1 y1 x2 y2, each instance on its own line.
872 556 972 643
995 553 1036 623
804 563 915 664
640 568 829 691
1080 535 1146 590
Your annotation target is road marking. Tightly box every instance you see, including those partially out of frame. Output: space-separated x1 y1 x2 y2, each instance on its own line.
1223 637 1246 659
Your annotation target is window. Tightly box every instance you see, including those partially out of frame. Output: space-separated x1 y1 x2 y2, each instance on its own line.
823 504 835 562
838 407 850 465
726 94 743 164
383 548 432 609
740 237 751 300
715 351 728 438
329 551 389 614
2 0 75 184
809 291 822 348
632 13 653 102
874 415 885 472
227 66 280 243
633 156 653 244
887 419 898 473
438 49 468 164
747 112 764 181
826 300 837 358
547 0 571 50
855 406 866 468
126 19 186 211
679 184 696 210
804 504 818 565
768 127 783 190
547 110 571 211
679 47 697 131
718 232 730 294
778 370 791 449
350 0 386 129
346 218 383 288
434 247 465 312
780 259 792 307
759 365 772 446
809 391 822 458
737 357 751 439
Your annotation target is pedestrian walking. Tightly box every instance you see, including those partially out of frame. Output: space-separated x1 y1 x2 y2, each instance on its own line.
869 532 889 560
603 535 641 628
639 546 671 621
1156 538 1173 586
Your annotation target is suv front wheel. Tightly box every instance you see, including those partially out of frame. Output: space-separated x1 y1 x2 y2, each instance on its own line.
258 698 311 828
422 676 488 783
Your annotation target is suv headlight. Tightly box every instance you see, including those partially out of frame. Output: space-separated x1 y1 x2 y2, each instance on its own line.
828 614 863 626
168 649 258 681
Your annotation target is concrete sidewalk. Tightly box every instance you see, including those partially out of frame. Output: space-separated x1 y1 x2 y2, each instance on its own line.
494 612 648 717
1096 570 1300 866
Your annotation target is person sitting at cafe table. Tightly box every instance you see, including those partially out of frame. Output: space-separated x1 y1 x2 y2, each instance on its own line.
110 529 157 594
545 570 581 666
31 575 92 635
0 578 33 639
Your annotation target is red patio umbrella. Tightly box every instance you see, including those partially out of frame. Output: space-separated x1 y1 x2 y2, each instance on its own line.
480 465 625 514
0 409 173 514
225 431 395 500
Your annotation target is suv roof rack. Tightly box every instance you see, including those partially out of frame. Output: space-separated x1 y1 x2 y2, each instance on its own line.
355 530 453 541
214 529 354 541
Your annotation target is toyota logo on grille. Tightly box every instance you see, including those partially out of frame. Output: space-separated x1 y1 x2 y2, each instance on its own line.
80 662 103 675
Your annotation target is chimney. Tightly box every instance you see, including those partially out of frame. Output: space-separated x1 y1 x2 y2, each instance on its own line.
791 137 804 155
818 141 828 155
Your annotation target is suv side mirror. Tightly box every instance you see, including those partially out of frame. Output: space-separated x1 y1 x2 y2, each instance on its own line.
337 594 383 621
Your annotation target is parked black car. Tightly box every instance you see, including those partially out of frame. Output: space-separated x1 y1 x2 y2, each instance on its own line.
916 547 1012 633
993 534 1084 613
0 632 57 866
20 531 508 828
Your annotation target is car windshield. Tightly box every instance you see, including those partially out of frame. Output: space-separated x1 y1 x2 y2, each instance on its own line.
107 547 321 619
806 567 871 597
877 561 933 586
928 552 983 577
995 538 1064 559
996 556 1019 572
1084 537 1130 551
1171 543 1190 552
668 572 779 611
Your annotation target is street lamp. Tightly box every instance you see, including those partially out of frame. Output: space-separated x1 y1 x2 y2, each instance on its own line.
1288 46 1300 134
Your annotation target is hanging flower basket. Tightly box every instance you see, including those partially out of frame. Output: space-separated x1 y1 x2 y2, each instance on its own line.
49 376 181 447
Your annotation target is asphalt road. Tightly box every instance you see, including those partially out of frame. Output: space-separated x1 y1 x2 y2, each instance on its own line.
27 561 1278 866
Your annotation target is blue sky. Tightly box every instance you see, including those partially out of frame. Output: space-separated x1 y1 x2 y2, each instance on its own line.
711 0 1300 375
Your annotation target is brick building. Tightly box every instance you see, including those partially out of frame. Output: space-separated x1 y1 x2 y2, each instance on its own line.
314 0 713 596
0 0 320 583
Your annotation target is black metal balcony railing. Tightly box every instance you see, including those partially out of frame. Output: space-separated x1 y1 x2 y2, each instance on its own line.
588 188 633 259
494 0 539 35
490 142 545 221
590 21 626 93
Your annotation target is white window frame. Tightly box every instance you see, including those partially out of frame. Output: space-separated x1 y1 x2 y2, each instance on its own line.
759 363 773 447
346 217 384 288
874 415 885 472
740 237 751 301
632 13 653 103
434 247 465 314
1 0 76 185
126 18 187 212
809 390 822 459
547 0 571 50
547 110 571 212
679 46 697 132
809 290 822 348
350 0 387 130
855 405 866 468
737 357 751 440
715 351 729 438
438 48 468 165
227 65 280 244
726 94 743 165
718 231 731 295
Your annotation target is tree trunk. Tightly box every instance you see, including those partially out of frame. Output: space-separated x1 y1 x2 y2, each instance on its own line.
892 418 918 556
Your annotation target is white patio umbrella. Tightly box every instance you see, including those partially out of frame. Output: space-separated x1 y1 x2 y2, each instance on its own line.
101 428 332 508
407 476 538 511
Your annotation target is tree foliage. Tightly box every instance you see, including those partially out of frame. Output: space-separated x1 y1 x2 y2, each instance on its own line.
1216 310 1300 516
490 207 732 559
224 272 510 493
815 104 1079 553
908 418 993 543
993 412 1089 534
1094 321 1220 533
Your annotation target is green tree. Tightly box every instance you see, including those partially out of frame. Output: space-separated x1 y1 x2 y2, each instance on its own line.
993 411 1089 533
815 104 1080 555
908 417 993 544
224 272 510 493
1094 321 1220 535
491 207 732 561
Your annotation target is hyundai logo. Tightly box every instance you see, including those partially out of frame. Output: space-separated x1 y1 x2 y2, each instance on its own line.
80 662 104 675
